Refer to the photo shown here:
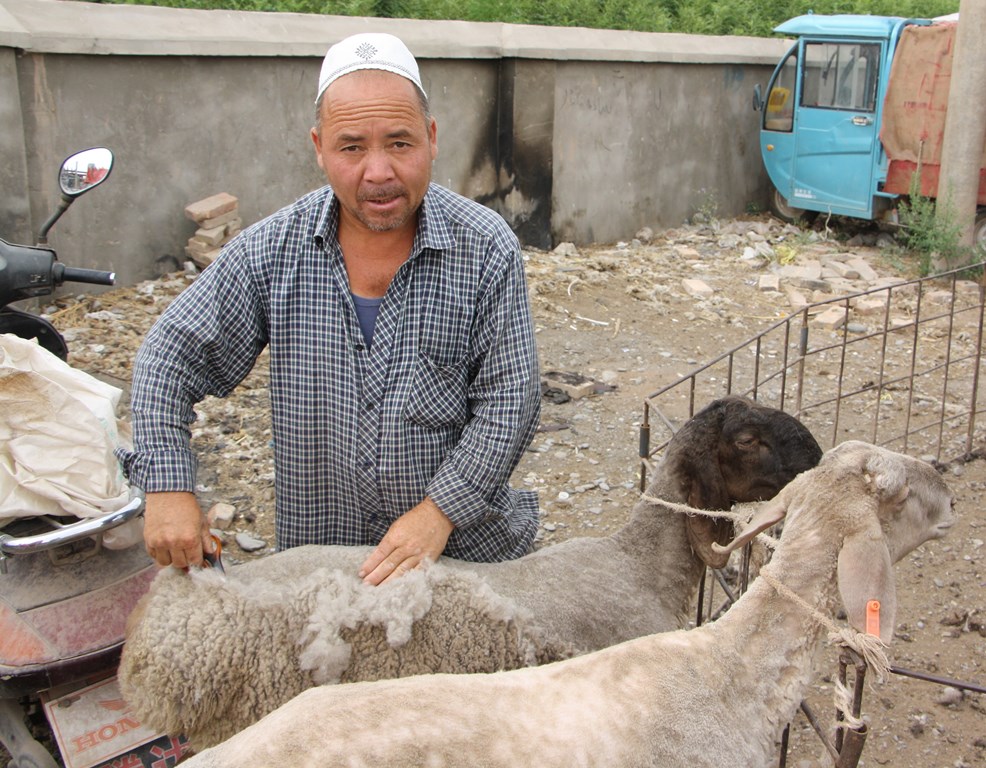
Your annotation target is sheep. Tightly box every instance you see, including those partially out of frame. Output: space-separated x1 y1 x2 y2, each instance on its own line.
120 559 577 748
119 395 822 748
179 440 955 768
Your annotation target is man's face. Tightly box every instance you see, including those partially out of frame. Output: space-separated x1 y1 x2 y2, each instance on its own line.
311 70 437 235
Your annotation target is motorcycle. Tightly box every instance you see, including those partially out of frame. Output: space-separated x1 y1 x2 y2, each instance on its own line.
0 149 184 768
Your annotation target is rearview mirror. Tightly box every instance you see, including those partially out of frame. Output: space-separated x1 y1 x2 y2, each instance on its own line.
752 83 763 112
59 147 114 197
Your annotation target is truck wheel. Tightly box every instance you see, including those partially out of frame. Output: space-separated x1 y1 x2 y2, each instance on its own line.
770 188 815 224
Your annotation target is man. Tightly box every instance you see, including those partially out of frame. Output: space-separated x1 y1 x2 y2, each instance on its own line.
124 33 541 585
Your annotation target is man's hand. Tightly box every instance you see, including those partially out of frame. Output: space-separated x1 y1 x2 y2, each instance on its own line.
143 491 215 569
359 497 454 585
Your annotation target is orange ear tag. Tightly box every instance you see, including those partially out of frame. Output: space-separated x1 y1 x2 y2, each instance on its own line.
865 600 880 637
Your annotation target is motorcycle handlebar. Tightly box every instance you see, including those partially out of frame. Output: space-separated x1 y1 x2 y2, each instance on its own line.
0 492 145 558
55 264 116 287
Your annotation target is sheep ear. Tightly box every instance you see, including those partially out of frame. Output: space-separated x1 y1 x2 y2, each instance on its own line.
684 457 732 510
838 530 897 644
712 496 787 556
862 449 909 504
669 400 733 509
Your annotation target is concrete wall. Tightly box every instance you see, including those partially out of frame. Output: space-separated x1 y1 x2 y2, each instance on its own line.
0 0 789 287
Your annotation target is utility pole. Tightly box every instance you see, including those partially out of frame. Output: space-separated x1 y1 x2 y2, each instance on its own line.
935 0 986 269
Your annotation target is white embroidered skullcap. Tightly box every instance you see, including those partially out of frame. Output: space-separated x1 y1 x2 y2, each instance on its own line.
316 33 426 103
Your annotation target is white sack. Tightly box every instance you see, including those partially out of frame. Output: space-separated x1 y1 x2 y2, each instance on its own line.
0 333 138 547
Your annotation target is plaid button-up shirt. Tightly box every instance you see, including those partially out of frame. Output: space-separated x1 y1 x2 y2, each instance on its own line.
123 183 541 561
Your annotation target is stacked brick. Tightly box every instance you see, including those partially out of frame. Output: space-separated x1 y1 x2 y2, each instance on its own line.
183 192 242 269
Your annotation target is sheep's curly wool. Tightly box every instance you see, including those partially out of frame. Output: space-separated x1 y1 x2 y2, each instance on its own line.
120 396 824 750
119 562 573 749
174 442 956 768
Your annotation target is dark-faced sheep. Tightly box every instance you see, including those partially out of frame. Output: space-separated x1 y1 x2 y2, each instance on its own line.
180 440 955 768
119 396 822 748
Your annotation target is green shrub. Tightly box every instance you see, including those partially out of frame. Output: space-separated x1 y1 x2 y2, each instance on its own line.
90 0 961 35
897 173 967 275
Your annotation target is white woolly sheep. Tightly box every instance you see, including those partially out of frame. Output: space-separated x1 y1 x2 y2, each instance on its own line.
179 440 955 768
119 396 822 748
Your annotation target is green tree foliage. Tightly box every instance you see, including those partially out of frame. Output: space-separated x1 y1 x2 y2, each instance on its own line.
88 0 961 36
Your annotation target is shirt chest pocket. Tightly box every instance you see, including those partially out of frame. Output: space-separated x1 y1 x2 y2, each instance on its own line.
404 352 470 430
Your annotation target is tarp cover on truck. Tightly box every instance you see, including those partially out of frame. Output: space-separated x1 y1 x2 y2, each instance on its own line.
880 21 986 204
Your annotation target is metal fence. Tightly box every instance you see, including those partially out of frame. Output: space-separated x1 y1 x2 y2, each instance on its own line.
637 260 986 767
640 260 986 476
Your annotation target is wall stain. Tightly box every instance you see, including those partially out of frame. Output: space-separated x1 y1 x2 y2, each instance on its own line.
467 59 554 249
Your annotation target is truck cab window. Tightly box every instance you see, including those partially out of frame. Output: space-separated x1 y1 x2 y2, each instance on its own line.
802 42 880 111
763 47 797 132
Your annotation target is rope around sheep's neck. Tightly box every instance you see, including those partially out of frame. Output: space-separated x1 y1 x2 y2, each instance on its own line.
756 571 891 680
638 492 779 550
641 491 891 729
757 570 890 731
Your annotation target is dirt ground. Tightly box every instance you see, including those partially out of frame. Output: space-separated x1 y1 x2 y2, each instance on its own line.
16 214 986 766
512 220 986 768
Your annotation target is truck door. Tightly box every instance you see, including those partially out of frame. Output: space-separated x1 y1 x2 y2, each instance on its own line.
760 44 800 216
793 40 882 216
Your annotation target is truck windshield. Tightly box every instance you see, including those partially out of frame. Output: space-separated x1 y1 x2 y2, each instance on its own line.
802 42 880 112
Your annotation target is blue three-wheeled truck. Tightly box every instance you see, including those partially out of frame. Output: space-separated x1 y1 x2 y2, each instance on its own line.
755 13 986 244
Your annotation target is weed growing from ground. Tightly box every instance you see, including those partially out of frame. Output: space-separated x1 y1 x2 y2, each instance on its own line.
897 174 969 275
692 187 720 225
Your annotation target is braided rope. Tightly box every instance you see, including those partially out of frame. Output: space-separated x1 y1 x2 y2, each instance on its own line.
756 574 890 682
638 492 779 550
642 489 891 730
638 493 744 522
758 572 890 680
640 491 887 677
757 570 890 731
833 680 865 730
